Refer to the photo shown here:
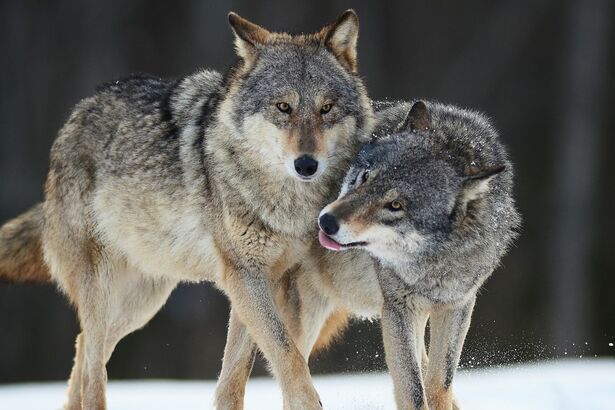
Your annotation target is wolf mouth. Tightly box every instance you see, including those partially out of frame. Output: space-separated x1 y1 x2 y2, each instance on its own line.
296 175 318 182
318 230 368 251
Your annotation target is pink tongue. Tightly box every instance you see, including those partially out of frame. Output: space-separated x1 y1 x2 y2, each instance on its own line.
319 230 341 251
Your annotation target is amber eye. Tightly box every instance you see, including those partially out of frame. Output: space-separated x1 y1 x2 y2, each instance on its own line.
321 103 333 114
276 102 291 113
386 200 403 211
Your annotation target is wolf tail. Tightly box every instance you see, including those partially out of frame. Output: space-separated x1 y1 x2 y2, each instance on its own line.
0 203 51 283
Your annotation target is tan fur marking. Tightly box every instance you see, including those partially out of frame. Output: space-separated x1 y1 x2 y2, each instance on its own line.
287 124 325 157
310 309 349 356
427 384 454 410
346 201 381 235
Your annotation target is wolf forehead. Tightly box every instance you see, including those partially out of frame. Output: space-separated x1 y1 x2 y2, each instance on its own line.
234 46 362 107
358 102 507 174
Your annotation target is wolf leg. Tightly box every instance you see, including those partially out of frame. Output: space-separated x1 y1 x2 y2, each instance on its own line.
418 313 429 377
77 272 111 410
215 267 334 410
381 297 429 410
102 275 177 363
224 266 322 410
215 309 257 410
292 273 336 359
64 333 85 410
425 296 475 410
74 270 176 410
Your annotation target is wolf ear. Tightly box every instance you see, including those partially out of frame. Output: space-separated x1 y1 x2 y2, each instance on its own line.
398 101 431 133
321 10 360 73
461 165 505 202
228 12 271 66
451 165 505 223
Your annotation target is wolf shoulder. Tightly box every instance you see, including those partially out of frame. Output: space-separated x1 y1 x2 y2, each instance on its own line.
50 70 223 175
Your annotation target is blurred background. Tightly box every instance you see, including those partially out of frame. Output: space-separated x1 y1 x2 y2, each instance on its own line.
0 0 613 384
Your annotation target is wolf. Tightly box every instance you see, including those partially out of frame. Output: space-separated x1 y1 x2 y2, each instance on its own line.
317 100 521 409
0 10 375 410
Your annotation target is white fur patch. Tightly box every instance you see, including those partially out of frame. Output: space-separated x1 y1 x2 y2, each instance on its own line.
242 113 287 165
463 175 495 202
323 117 356 155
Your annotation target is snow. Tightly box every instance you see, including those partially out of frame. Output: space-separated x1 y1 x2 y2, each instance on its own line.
1 359 613 410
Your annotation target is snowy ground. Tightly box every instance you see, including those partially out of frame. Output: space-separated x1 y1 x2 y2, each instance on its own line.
1 359 613 409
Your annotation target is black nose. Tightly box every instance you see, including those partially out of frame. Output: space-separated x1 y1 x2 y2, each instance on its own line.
294 155 319 177
319 213 339 235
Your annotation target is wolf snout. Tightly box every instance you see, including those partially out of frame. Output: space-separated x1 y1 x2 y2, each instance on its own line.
294 155 319 178
319 213 339 235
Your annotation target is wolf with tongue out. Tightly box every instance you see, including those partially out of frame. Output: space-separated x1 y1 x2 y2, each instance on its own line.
318 100 520 410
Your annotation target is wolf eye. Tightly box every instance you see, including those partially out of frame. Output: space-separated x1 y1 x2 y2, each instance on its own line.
276 102 291 113
361 170 370 184
386 200 403 212
350 169 370 187
321 103 333 114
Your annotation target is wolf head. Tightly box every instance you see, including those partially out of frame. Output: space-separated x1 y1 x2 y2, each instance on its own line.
318 101 512 267
219 10 373 182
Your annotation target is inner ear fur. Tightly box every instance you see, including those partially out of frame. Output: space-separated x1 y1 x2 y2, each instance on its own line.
451 165 505 224
398 100 431 133
461 165 505 203
320 10 360 73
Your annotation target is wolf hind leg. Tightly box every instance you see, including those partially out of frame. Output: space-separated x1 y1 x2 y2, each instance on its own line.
67 269 176 410
64 333 85 410
77 270 112 410
102 275 177 363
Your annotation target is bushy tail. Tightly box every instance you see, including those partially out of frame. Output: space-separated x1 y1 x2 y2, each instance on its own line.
0 203 51 283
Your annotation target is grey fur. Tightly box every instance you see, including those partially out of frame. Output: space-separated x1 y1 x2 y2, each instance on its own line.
234 45 367 130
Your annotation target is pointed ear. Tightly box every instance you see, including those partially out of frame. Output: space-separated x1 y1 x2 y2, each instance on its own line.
228 12 271 66
321 10 360 73
461 165 505 202
398 101 431 133
451 165 505 223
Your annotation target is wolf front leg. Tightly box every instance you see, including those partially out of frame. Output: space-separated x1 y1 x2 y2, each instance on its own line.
215 309 257 410
381 296 429 410
425 296 476 410
223 265 322 410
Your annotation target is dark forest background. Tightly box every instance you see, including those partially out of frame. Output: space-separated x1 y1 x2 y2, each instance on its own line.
0 0 613 383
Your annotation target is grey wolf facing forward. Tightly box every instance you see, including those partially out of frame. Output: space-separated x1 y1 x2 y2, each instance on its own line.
319 101 520 409
0 10 374 410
